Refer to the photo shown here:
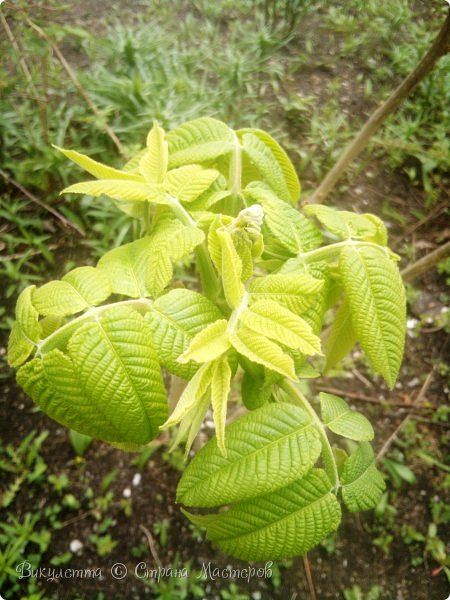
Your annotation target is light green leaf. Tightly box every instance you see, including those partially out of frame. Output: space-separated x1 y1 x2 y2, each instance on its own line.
97 237 153 298
32 267 111 316
217 229 245 309
304 205 382 241
248 273 323 315
161 362 214 429
230 325 296 380
177 402 321 506
146 219 205 296
56 146 141 181
341 443 386 512
61 180 166 204
339 246 406 389
164 165 219 204
17 307 167 445
210 358 232 456
167 117 234 167
182 469 341 560
178 319 230 364
320 393 374 441
244 186 322 254
241 133 292 203
240 299 322 355
8 286 40 367
139 121 168 183
237 128 300 204
122 149 146 173
146 289 223 379
325 299 356 370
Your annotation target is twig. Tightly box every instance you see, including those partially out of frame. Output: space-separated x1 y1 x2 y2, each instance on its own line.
307 8 450 205
26 18 127 158
303 554 317 600
0 168 84 236
400 240 450 282
404 199 449 236
376 370 434 461
139 524 162 569
314 386 432 410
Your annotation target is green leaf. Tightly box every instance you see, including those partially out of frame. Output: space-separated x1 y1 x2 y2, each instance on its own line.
230 326 296 380
217 229 245 309
139 121 168 183
240 299 322 356
164 165 219 204
167 117 234 167
61 180 166 204
339 246 406 388
56 146 141 181
146 289 223 379
244 186 322 254
237 128 300 204
210 358 232 456
32 267 111 316
241 370 272 410
146 219 205 296
161 362 214 429
97 237 154 298
7 286 39 367
178 319 230 364
320 393 374 441
304 205 382 241
325 299 356 370
341 443 386 512
248 273 323 315
17 307 167 445
182 469 341 560
177 402 321 506
240 133 292 204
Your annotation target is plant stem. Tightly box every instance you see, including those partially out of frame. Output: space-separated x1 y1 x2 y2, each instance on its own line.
308 7 450 204
38 298 154 354
168 197 220 301
279 379 339 491
298 239 389 265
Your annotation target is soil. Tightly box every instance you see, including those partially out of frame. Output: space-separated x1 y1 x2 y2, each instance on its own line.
1 2 449 599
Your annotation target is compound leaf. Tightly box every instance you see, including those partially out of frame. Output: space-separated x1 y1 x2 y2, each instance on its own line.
167 117 234 167
139 121 168 183
248 273 323 315
325 299 356 370
56 146 141 181
240 299 322 355
177 402 321 506
182 469 341 560
230 326 296 380
217 229 245 309
178 319 230 364
7 286 40 367
165 165 219 204
146 289 223 379
61 180 166 204
320 393 374 441
210 358 232 456
32 267 111 316
341 443 385 512
339 246 406 389
237 128 300 204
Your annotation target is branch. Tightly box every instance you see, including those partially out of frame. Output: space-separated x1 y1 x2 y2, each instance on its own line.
26 18 127 158
400 240 450 282
307 8 450 205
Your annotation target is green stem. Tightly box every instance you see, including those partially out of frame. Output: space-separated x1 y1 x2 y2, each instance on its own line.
38 298 153 354
278 378 340 491
167 196 220 301
298 240 389 265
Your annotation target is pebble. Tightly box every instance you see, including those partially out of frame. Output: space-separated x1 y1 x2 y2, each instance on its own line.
132 473 141 487
123 487 131 498
69 539 83 554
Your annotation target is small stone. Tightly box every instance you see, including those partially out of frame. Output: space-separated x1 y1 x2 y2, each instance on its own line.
70 539 83 553
132 473 141 487
123 487 131 498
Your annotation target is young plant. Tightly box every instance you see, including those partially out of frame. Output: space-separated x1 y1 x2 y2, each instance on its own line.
7 117 406 561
